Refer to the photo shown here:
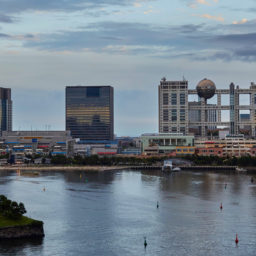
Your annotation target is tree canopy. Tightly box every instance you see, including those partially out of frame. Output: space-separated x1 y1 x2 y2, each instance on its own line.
0 195 26 220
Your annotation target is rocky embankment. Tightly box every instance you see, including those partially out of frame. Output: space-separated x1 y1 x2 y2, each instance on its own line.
0 221 44 239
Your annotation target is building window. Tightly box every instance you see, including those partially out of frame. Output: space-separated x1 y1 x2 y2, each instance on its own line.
254 94 256 104
172 109 177 121
87 87 100 97
163 126 169 132
180 93 185 105
171 93 177 105
163 93 169 105
177 138 185 146
163 109 169 121
171 127 177 132
180 127 185 134
180 109 185 121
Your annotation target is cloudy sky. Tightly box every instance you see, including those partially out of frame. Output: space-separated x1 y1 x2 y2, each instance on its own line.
0 0 255 136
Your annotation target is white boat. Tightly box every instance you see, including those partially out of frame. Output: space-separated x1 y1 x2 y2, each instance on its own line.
172 167 181 172
162 160 181 172
235 167 247 173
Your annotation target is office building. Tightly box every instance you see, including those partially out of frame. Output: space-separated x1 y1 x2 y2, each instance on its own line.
66 86 114 141
159 78 256 138
0 87 12 134
158 78 188 135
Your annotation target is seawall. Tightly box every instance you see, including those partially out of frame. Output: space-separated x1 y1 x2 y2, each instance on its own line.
0 222 44 239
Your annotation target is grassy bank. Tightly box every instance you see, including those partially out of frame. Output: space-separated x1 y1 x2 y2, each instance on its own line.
0 215 42 228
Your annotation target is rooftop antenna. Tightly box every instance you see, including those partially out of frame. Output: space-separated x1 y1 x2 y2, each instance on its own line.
182 75 186 81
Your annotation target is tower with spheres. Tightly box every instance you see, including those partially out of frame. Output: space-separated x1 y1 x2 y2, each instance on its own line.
196 78 216 101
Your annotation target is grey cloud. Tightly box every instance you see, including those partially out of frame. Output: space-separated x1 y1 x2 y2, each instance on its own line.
0 0 152 13
24 33 35 38
25 22 205 51
0 33 10 37
0 14 14 23
216 33 256 44
22 21 256 62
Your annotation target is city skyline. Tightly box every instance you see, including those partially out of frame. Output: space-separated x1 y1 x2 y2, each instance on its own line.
1 0 256 136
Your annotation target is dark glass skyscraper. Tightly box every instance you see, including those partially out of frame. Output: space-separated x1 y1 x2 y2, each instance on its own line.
66 86 114 141
0 87 12 134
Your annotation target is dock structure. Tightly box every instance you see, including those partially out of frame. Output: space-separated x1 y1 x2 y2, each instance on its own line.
180 166 238 172
129 165 246 173
129 166 162 170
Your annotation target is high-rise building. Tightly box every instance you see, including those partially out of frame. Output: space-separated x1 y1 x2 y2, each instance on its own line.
158 77 256 138
66 86 114 141
0 87 12 134
158 78 188 134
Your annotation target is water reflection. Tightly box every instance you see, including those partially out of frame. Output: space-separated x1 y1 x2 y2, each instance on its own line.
0 170 255 255
0 238 43 256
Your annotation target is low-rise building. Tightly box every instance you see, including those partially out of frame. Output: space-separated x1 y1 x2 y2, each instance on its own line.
141 133 194 155
116 136 141 155
176 146 196 156
195 135 256 157
196 147 223 157
0 131 74 162
74 140 118 156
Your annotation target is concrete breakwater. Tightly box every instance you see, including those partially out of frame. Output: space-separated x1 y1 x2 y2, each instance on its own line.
0 222 44 239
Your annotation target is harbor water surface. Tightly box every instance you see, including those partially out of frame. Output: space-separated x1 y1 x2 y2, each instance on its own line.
0 170 255 256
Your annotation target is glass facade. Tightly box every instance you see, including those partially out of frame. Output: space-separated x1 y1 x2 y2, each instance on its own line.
163 109 169 121
0 88 12 134
66 86 114 141
163 93 169 105
180 93 185 105
171 93 177 105
171 109 177 121
180 109 186 121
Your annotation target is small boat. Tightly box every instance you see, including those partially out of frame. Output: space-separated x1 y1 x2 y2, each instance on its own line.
235 167 247 173
162 160 181 172
172 167 181 172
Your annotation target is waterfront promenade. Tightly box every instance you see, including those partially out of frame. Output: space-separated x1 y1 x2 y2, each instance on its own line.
0 165 127 172
0 165 254 173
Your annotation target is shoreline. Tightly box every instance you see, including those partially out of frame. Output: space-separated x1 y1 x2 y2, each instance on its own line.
0 165 128 172
0 165 255 173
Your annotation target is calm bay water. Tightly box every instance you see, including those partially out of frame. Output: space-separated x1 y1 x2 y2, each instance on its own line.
0 170 255 256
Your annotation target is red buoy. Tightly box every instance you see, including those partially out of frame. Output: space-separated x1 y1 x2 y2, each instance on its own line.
235 234 239 244
220 203 223 210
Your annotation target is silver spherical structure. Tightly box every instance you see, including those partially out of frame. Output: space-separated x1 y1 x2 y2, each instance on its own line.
196 78 216 100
